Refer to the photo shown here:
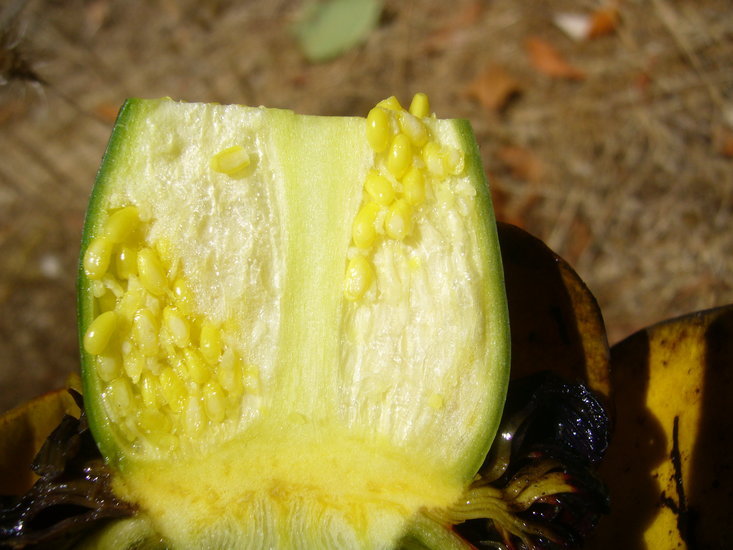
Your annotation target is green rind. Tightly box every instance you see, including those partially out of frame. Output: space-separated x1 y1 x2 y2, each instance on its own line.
77 98 149 465
451 118 510 479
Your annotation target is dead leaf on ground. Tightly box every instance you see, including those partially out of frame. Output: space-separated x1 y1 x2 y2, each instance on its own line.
525 37 585 80
713 125 733 157
588 5 620 38
554 5 620 41
465 63 522 112
423 0 486 52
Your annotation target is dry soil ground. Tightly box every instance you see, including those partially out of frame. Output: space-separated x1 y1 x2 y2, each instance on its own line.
1 0 732 412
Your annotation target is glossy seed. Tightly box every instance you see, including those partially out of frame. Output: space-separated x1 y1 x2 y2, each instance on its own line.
159 367 185 412
105 378 133 417
164 306 190 348
402 166 426 205
140 374 159 409
352 202 380 249
365 107 392 153
387 133 412 179
364 171 395 206
203 381 227 423
132 308 159 356
184 348 210 384
116 245 138 279
409 93 431 118
185 395 205 433
83 237 114 280
139 408 172 434
399 112 428 147
217 350 244 397
97 354 121 382
211 145 250 175
103 206 139 243
84 311 118 356
385 199 413 241
123 348 145 383
377 96 403 111
344 255 375 301
422 141 445 176
137 247 167 296
200 322 222 364
172 278 194 314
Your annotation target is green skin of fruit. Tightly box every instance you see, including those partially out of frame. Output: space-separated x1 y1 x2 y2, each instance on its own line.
77 98 510 549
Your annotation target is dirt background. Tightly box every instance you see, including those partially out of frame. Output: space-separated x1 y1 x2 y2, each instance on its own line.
1 0 732 414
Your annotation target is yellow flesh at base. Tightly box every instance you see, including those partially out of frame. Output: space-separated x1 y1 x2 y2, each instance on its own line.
78 95 508 549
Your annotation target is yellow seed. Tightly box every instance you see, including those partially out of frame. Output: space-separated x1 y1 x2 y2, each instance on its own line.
159 367 185 412
140 374 160 409
217 350 243 397
365 107 392 153
103 206 139 243
84 311 117 356
344 255 375 301
387 133 412 179
138 408 172 434
399 112 428 147
200 322 222 364
83 237 114 280
116 246 138 280
352 202 380 249
385 199 413 241
376 96 403 111
123 349 145 383
105 378 133 417
443 146 465 175
146 357 162 376
184 348 210 384
172 278 194 314
364 170 395 206
137 247 168 296
403 166 426 205
132 308 159 356
185 395 205 433
409 92 431 118
211 145 250 175
96 354 121 382
422 141 445 177
204 381 227 423
164 306 190 348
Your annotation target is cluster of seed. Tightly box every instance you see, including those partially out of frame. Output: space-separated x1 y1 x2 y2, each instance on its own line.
82 204 259 451
344 93 465 301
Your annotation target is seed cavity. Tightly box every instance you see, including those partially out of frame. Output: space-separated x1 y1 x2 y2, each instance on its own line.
84 206 261 454
344 92 465 302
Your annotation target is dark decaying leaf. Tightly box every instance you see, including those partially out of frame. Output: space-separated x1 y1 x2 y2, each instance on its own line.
497 223 611 402
0 391 135 549
594 305 733 549
449 373 610 550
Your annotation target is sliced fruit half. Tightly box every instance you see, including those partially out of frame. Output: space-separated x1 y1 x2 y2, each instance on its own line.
77 94 510 549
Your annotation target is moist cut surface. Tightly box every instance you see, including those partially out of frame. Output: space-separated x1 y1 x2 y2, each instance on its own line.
77 94 509 548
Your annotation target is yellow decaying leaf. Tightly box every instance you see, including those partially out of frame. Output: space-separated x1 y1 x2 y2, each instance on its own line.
0 389 79 495
594 305 733 549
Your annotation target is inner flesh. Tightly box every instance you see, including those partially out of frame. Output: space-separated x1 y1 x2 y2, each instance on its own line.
79 98 507 548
